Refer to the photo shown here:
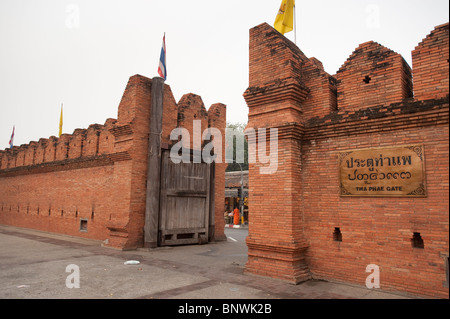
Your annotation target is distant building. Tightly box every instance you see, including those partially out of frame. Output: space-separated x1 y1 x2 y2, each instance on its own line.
225 170 248 224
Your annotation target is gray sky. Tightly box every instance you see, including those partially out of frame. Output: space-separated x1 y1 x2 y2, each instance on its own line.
0 0 448 149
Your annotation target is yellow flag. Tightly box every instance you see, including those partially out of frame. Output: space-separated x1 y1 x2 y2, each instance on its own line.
274 0 295 35
59 104 63 137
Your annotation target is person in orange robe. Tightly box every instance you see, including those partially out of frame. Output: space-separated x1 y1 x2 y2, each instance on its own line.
233 208 240 225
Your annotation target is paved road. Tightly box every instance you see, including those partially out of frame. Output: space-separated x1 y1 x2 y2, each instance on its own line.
0 224 415 302
225 228 248 243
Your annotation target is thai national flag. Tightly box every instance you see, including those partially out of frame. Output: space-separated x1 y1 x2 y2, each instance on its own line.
9 126 15 149
158 33 167 80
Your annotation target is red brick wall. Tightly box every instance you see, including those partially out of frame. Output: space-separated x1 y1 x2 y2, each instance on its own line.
0 117 122 242
245 132 310 283
335 41 413 111
302 101 449 298
244 24 312 283
412 23 449 101
0 75 226 250
177 93 210 149
244 22 449 298
246 23 336 124
208 103 227 241
0 165 117 240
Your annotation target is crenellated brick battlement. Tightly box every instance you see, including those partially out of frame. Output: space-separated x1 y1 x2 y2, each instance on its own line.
0 74 227 173
412 23 449 101
0 119 117 171
245 22 449 126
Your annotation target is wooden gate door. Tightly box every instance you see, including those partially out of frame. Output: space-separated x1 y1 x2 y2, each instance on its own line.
158 149 212 246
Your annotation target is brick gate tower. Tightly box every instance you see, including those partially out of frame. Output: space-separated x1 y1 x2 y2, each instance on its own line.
243 22 449 298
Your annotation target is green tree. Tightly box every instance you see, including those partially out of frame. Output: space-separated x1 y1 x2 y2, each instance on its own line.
225 122 249 172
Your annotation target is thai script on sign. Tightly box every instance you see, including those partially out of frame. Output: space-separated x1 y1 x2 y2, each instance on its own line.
346 154 412 170
339 145 426 197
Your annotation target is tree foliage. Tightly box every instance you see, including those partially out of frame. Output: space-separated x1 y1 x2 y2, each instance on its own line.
226 122 249 172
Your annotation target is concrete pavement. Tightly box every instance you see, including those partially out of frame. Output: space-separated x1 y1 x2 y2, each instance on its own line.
0 224 416 300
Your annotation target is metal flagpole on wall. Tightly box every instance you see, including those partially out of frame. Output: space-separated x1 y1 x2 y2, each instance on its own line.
294 3 297 44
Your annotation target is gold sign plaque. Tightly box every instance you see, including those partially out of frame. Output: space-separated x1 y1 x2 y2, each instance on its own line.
339 145 426 197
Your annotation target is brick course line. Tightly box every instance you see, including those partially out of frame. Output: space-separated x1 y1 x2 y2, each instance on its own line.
136 279 219 299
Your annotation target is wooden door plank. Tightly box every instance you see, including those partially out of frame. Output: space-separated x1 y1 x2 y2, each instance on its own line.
144 77 164 248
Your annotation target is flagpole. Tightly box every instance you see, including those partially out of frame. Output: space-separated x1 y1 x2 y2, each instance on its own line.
294 4 297 45
164 32 166 82
59 103 63 137
9 125 15 149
